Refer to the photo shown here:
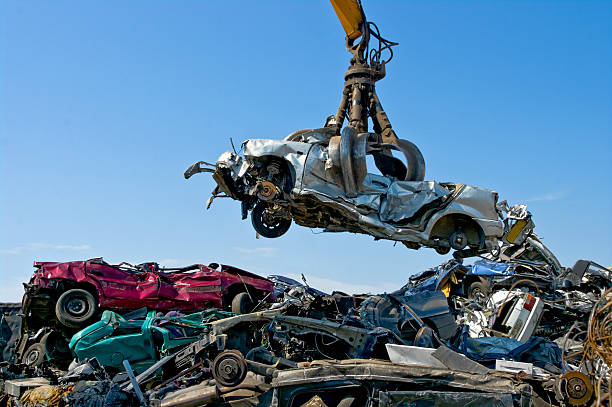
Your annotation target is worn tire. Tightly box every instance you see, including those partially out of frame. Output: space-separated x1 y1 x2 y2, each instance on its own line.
22 343 45 367
435 246 451 255
231 292 252 314
55 289 98 328
251 201 291 238
466 281 490 299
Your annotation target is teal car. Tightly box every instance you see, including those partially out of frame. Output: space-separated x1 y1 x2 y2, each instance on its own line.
69 309 233 373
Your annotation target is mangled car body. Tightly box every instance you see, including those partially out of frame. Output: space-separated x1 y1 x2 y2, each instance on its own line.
267 274 328 298
186 127 504 256
3 271 608 406
69 309 232 373
16 259 274 367
394 257 611 346
23 258 274 331
496 201 565 274
268 359 533 407
464 259 556 298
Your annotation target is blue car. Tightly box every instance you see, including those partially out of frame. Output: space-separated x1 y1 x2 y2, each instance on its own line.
393 260 469 298
463 259 555 298
395 258 556 299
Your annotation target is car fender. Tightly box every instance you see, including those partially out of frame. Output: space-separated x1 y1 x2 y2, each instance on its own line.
32 261 105 305
425 184 502 237
425 208 503 241
243 139 312 189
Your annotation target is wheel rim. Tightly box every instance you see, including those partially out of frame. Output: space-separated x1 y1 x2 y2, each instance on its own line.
260 208 284 230
25 349 40 365
450 231 468 250
251 202 291 238
213 351 247 387
255 206 287 233
435 246 450 255
65 297 89 317
471 287 487 301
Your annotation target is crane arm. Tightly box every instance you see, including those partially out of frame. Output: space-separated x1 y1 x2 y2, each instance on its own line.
330 0 364 40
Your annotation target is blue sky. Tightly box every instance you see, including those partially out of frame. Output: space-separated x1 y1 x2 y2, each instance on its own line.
1 1 611 301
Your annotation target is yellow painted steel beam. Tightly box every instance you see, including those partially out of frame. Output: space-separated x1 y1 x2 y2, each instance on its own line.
330 0 364 40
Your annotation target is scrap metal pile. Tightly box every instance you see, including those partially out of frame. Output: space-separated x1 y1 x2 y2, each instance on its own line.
1 249 610 406
1 0 610 406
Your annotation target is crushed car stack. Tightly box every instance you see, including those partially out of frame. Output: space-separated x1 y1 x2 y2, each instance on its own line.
2 1 610 406
1 244 610 406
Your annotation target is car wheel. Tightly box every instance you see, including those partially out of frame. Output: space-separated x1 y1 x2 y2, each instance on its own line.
251 201 291 238
467 281 490 300
22 343 45 367
212 350 248 387
449 230 468 251
55 289 98 328
435 246 450 255
231 292 252 314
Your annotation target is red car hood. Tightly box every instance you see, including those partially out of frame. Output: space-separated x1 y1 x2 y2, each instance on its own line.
220 264 272 283
32 260 88 279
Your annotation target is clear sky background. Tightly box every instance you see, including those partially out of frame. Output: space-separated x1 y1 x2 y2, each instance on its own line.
1 1 611 302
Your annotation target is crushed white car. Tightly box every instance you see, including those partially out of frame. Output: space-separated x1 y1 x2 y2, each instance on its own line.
186 126 504 257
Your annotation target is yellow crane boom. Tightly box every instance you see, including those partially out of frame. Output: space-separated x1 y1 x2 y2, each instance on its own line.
330 0 364 40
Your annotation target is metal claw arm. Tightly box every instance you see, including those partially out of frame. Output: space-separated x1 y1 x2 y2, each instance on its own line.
328 0 426 182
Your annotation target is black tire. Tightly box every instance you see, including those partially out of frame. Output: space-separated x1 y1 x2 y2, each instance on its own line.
55 288 98 328
22 343 45 367
435 246 451 255
231 292 252 314
251 201 291 238
466 281 490 299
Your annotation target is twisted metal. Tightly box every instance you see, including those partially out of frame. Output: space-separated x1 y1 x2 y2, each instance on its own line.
583 288 611 406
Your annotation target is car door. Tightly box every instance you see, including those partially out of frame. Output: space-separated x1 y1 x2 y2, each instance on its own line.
158 265 223 311
86 263 158 308
133 263 161 308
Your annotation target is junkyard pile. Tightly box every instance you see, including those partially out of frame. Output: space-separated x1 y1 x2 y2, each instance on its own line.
1 251 610 406
2 0 611 405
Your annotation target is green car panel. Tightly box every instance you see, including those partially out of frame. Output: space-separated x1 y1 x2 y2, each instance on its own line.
69 309 233 373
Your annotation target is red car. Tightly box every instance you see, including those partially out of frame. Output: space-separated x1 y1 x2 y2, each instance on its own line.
23 258 275 330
